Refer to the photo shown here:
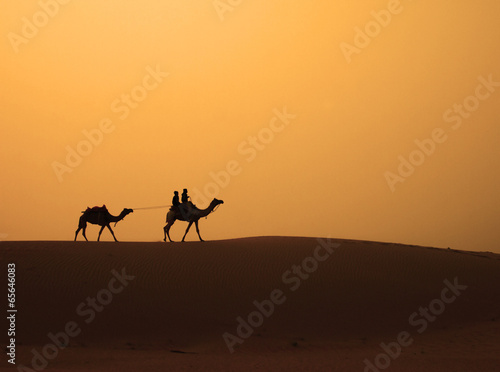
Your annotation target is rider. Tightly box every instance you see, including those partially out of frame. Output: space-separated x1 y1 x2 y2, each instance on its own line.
181 189 190 204
172 191 180 209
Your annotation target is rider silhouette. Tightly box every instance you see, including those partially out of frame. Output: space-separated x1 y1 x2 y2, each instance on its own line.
172 191 180 208
181 189 190 204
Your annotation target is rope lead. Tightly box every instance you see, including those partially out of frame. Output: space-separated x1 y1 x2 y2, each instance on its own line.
132 205 170 211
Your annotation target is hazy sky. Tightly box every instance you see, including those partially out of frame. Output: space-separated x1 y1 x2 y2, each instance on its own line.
1 1 499 251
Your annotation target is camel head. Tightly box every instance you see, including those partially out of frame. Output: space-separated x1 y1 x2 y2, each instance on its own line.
212 198 224 207
114 208 134 227
121 208 134 217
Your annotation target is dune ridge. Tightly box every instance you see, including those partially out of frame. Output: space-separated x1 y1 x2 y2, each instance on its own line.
2 237 500 371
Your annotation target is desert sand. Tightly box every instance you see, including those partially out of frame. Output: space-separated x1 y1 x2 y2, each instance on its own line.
2 237 500 371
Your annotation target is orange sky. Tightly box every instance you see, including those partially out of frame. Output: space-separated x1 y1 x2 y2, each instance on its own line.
1 0 499 251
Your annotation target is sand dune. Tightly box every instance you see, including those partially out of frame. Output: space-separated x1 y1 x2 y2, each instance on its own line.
2 237 499 371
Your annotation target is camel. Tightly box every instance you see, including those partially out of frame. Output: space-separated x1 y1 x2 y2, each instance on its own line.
74 206 133 242
163 198 223 242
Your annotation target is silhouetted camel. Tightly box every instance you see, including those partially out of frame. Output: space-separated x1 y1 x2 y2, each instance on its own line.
163 198 223 242
74 207 133 242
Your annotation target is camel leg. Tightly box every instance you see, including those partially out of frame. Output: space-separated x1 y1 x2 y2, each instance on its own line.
74 227 81 241
164 221 175 242
106 224 118 242
181 221 193 242
97 226 105 241
195 220 204 242
75 217 87 242
82 227 88 241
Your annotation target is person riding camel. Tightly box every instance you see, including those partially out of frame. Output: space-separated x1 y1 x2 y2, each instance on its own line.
172 191 180 209
181 189 190 204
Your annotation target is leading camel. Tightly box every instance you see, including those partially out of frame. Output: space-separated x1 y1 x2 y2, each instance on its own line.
75 206 133 242
163 198 223 242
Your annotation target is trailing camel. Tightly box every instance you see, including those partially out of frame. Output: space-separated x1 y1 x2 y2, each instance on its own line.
74 206 133 242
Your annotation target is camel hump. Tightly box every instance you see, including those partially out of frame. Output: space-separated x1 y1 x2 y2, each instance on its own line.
83 205 108 214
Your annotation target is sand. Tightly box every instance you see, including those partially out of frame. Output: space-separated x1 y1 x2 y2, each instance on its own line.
1 237 499 371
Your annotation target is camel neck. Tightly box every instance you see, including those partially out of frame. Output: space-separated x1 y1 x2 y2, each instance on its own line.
108 212 125 222
197 203 217 218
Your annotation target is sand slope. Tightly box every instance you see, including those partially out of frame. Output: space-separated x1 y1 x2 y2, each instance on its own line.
2 237 500 371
